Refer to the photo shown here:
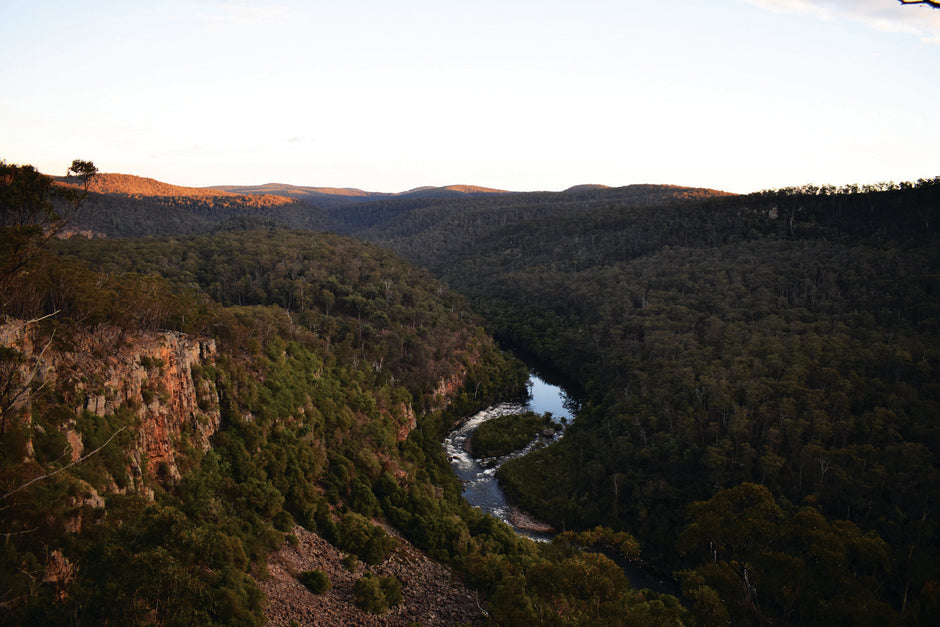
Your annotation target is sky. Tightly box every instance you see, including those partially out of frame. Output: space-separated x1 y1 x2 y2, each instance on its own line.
2 0 939 193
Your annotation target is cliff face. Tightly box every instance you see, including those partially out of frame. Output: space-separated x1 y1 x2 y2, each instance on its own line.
0 318 220 490
431 368 468 415
0 315 482 490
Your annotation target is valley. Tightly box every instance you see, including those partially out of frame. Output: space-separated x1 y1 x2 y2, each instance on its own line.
2 162 938 625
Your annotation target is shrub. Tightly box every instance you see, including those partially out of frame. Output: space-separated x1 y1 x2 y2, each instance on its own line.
338 512 397 564
272 510 294 532
297 570 331 595
354 574 386 613
353 573 402 614
380 574 403 607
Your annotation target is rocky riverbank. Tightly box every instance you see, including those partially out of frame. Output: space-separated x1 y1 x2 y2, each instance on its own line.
508 507 555 534
258 524 485 626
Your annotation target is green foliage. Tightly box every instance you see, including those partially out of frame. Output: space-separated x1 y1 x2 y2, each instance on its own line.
297 569 331 594
353 573 402 614
55 228 501 412
13 168 936 624
679 483 896 625
64 503 263 626
479 549 688 625
555 525 642 562
0 159 96 299
0 220 533 623
337 512 397 564
361 178 940 621
342 553 360 572
470 411 552 458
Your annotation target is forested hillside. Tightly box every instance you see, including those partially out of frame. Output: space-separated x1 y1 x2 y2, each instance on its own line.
2 161 693 625
1 227 518 623
362 178 940 625
61 173 727 241
343 184 731 246
6 160 938 624
212 183 509 211
58 173 336 237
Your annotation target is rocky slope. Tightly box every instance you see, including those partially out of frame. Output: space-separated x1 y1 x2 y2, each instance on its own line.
260 525 484 626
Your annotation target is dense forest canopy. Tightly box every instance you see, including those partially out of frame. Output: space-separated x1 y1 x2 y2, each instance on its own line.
55 172 337 237
3 159 939 625
360 176 940 624
2 161 697 625
61 174 730 240
2 225 539 624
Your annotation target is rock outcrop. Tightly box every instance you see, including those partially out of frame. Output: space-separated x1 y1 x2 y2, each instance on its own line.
2 316 489 624
0 318 220 489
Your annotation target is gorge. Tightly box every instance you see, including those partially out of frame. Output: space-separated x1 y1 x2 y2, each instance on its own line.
1 164 937 625
444 373 575 541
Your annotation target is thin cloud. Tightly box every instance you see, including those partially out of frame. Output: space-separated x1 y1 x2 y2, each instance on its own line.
740 0 940 43
190 1 298 29
740 0 835 19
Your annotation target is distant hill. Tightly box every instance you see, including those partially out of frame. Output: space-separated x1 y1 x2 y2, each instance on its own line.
57 173 336 237
562 184 610 193
55 172 730 242
210 182 510 210
210 183 383 207
403 184 508 196
59 173 291 205
344 183 734 254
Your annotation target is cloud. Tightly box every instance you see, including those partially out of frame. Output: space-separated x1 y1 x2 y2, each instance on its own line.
739 0 940 43
189 1 299 29
739 0 834 19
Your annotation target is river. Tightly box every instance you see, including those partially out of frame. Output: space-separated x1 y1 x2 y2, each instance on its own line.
444 372 681 596
443 374 576 541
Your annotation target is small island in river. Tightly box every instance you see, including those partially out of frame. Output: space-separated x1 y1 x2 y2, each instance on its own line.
468 410 556 458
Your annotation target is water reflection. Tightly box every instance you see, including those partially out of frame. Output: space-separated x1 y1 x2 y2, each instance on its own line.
445 374 681 596
443 375 576 541
526 375 576 422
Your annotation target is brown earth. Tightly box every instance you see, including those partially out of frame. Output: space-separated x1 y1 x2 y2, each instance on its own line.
258 525 485 626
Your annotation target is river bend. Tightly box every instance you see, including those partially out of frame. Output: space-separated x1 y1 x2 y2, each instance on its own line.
443 375 575 541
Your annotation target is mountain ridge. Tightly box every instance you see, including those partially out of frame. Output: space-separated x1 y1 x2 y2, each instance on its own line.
210 182 512 209
56 172 295 206
53 170 731 207
55 171 734 239
5 159 938 624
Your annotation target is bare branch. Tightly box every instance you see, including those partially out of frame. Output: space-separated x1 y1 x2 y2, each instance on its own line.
899 0 940 8
0 314 59 433
1 426 128 500
0 160 96 298
1 526 39 539
21 310 61 326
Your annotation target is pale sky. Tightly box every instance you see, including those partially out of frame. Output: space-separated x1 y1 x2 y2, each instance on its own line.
2 0 939 193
